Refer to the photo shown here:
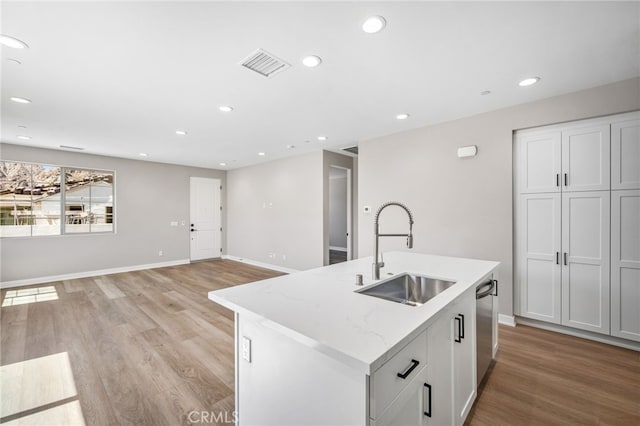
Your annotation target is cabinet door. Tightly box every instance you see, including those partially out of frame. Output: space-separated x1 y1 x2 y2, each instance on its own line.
426 310 453 426
561 191 611 334
561 125 610 192
611 190 640 342
452 292 476 426
517 130 561 194
518 194 562 323
611 119 640 190
373 367 429 426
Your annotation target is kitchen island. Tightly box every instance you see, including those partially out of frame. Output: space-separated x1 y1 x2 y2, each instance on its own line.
208 252 499 426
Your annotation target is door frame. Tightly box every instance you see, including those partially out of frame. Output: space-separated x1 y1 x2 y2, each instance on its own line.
328 165 352 261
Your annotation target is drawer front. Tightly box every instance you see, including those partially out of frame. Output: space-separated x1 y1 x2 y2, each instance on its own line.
370 330 428 420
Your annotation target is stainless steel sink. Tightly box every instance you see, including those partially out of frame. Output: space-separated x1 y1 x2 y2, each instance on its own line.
356 273 456 306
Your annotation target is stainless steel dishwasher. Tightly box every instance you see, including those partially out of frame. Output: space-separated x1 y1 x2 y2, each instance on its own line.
476 277 497 383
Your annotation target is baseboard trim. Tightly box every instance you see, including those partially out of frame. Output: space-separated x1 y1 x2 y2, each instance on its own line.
222 255 299 274
329 246 348 252
0 259 190 289
516 316 640 352
498 314 516 327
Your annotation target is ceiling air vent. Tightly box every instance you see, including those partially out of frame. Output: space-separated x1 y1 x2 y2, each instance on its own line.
342 146 359 155
240 48 291 78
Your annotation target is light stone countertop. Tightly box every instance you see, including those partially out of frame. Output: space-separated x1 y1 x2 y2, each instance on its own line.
208 251 499 374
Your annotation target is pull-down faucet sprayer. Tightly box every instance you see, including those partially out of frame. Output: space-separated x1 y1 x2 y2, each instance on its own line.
372 202 414 280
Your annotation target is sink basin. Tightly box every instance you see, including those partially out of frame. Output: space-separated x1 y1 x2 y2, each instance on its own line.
356 273 456 306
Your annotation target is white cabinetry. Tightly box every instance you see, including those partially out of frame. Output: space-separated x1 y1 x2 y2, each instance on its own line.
611 190 640 342
518 193 562 323
561 125 610 192
611 119 640 190
561 191 610 334
374 288 477 426
451 291 476 426
516 111 639 342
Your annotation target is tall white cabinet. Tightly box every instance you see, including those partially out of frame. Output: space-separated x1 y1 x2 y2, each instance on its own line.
516 112 640 341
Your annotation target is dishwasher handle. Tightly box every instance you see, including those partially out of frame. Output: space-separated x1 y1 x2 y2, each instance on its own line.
476 280 495 299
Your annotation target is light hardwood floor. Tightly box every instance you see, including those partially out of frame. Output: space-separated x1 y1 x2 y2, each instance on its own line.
1 260 638 425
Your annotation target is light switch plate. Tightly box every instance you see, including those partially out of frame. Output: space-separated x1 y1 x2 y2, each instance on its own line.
242 336 251 362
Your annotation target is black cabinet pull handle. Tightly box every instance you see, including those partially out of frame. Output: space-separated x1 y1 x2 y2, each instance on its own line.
454 317 462 343
564 173 568 186
556 173 560 187
492 279 499 297
397 359 420 379
564 252 568 266
423 383 432 417
459 313 465 339
556 252 559 265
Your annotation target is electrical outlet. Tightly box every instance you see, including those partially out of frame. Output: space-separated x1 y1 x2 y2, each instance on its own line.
242 336 251 362
282 254 286 261
158 250 163 257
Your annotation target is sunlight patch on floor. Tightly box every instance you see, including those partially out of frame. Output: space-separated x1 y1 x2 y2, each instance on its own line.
2 286 58 307
0 351 82 423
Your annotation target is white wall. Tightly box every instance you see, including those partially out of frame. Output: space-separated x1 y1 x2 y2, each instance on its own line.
329 172 348 249
226 152 323 270
358 77 640 317
0 143 226 285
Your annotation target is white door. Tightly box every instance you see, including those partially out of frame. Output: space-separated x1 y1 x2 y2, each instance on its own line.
561 125 610 192
611 190 640 342
519 194 562 323
517 130 562 194
611 119 640 190
190 177 221 261
561 191 610 334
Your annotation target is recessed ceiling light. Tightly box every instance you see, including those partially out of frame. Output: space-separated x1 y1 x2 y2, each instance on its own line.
0 35 28 49
362 16 387 34
286 144 296 149
17 135 31 140
317 136 328 141
7 58 21 65
219 162 227 166
396 113 410 120
18 125 27 129
59 145 84 151
219 106 234 112
175 130 187 136
139 153 148 157
10 96 31 104
302 55 322 68
258 152 266 156
519 77 540 87
480 90 491 96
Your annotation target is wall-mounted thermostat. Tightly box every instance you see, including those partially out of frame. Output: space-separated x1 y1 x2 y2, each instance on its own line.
457 145 478 158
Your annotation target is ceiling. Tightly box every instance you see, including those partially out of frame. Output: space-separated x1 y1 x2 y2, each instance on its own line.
1 1 639 170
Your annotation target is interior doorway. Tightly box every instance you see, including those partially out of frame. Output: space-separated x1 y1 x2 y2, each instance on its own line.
329 166 351 264
189 177 221 261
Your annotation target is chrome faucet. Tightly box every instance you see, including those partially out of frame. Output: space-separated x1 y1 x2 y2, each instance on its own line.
372 202 414 280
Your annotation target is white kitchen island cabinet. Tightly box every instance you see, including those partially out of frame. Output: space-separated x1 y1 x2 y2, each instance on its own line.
209 252 499 426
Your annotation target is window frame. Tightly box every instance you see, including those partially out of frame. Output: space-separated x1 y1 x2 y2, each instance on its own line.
0 160 116 238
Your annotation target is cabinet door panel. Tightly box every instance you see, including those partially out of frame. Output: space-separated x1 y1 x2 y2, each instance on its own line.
452 292 475 426
374 367 428 426
561 125 610 191
519 194 562 323
612 120 640 190
518 131 561 193
611 190 640 341
561 192 610 334
426 311 453 426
